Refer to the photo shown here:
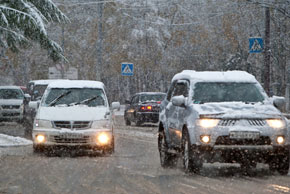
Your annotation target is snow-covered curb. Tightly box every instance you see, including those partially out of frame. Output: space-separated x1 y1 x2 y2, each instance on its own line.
0 134 32 147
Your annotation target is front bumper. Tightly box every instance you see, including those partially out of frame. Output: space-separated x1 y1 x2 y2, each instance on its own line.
33 129 113 149
0 109 23 121
136 112 159 123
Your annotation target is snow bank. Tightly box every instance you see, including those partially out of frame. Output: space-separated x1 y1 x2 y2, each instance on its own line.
0 134 32 147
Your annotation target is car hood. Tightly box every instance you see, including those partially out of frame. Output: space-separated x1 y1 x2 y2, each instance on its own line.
0 99 23 105
193 102 282 119
37 106 109 121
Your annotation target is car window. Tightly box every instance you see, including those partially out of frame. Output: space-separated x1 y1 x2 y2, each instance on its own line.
42 88 106 107
166 81 177 101
192 82 265 103
0 89 24 99
172 80 189 98
140 94 165 102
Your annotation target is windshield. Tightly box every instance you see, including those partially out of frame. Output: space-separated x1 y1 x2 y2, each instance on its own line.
42 88 106 107
0 89 24 99
140 94 165 102
192 82 265 103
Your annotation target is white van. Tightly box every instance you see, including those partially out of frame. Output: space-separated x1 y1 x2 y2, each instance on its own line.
29 80 120 154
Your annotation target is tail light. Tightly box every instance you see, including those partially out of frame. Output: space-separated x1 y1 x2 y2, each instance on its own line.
140 105 152 111
157 101 161 104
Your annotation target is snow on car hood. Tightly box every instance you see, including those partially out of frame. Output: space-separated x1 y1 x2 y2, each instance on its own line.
37 106 109 121
193 102 282 119
0 99 23 105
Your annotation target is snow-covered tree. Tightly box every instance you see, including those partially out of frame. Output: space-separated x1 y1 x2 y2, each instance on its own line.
0 0 68 61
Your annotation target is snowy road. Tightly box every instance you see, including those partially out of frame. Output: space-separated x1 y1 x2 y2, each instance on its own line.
0 118 290 194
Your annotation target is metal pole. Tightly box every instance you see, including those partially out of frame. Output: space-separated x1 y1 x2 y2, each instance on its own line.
264 7 271 95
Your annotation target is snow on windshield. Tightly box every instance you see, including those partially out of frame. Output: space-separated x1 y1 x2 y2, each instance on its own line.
42 88 106 107
192 82 265 104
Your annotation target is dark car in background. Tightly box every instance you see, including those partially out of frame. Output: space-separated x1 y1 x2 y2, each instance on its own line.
124 92 166 126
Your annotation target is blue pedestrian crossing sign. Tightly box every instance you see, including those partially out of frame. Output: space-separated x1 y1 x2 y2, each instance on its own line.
249 37 263 53
121 63 133 76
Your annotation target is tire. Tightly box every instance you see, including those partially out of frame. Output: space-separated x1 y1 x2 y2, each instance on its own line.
125 119 131 126
33 144 44 153
269 152 289 175
182 130 202 173
106 137 115 154
158 131 177 168
136 120 143 126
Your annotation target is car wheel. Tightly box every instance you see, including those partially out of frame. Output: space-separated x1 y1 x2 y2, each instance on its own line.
158 131 177 168
33 144 44 153
269 152 289 175
125 119 131 126
106 137 115 154
136 120 143 126
182 130 202 173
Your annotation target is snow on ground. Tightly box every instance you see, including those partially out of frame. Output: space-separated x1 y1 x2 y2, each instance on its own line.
0 134 32 147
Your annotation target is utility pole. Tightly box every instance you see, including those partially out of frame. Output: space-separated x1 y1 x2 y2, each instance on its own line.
264 7 271 95
96 0 104 81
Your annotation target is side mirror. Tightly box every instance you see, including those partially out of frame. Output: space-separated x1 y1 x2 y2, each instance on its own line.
272 96 285 112
172 95 186 107
125 99 130 104
29 101 39 110
112 102 120 110
24 94 31 102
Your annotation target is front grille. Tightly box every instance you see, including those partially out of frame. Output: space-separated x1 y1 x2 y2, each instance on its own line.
248 119 266 126
215 136 271 145
2 113 20 116
53 121 91 130
218 119 237 126
2 105 20 109
53 121 71 129
52 136 90 143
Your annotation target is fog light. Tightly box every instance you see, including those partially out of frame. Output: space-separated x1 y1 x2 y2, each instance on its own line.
97 133 110 145
36 135 45 143
201 135 210 143
276 136 285 144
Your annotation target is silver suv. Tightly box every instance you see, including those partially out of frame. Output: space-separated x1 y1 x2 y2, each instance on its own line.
158 70 289 175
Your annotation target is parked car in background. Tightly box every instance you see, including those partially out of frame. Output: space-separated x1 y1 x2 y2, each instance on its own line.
158 70 289 175
29 80 120 155
0 86 30 123
124 92 166 126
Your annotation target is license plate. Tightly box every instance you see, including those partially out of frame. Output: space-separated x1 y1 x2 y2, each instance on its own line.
58 133 83 139
229 131 260 139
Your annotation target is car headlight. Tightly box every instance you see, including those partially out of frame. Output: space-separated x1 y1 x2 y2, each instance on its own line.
197 119 220 128
34 119 52 128
92 120 111 129
97 132 111 145
266 119 285 129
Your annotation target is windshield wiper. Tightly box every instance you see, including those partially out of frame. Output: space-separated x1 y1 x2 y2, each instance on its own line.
70 95 103 106
48 91 71 107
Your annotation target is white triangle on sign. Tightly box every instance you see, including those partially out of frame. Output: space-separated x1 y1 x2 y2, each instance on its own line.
123 65 132 74
251 39 262 51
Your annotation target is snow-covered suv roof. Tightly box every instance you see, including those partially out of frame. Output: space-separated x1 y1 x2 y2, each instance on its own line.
0 86 22 90
29 79 68 85
47 80 104 89
172 70 257 83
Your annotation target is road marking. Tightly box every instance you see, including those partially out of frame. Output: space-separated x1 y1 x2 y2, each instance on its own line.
179 183 197 189
269 184 290 193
